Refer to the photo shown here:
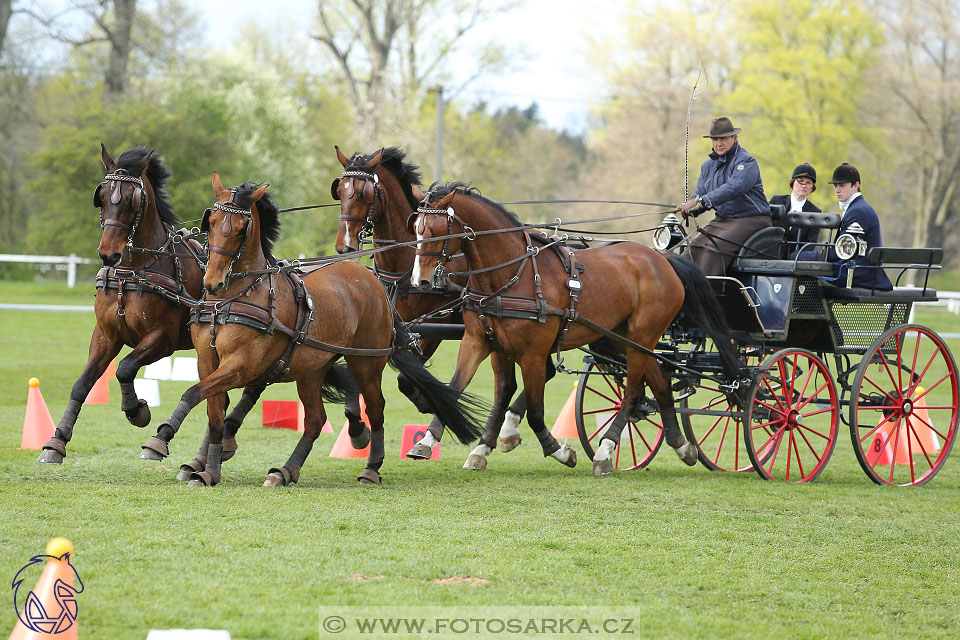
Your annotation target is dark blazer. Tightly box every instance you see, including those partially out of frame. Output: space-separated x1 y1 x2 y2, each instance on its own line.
798 195 893 291
769 194 821 258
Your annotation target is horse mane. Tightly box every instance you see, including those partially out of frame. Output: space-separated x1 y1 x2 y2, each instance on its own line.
115 147 177 227
233 182 280 262
347 147 423 210
427 181 526 229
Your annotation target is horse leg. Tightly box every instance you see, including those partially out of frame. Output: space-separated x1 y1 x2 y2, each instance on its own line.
646 359 697 466
186 392 227 487
140 362 240 462
343 390 370 449
406 337 491 459
39 328 121 464
263 378 328 488
592 350 648 476
498 356 555 452
464 353 517 470
116 330 175 428
346 358 387 484
221 384 264 460
518 354 576 468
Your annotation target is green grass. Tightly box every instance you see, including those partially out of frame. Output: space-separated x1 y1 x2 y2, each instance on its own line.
1 283 959 639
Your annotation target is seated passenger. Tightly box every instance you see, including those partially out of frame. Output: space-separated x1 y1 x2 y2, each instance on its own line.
798 163 892 291
769 163 821 258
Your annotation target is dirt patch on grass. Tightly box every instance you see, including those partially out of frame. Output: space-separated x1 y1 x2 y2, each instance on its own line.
349 574 385 582
433 576 491 586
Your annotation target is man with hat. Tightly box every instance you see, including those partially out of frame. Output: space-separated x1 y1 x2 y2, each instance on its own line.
677 116 772 277
799 162 892 290
769 163 822 257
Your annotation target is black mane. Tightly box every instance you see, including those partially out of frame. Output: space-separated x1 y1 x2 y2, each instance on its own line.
427 181 526 229
233 182 280 261
347 147 423 210
116 147 177 226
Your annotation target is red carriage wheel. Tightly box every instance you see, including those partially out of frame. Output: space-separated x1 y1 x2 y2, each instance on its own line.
744 349 839 481
849 324 959 486
575 360 664 470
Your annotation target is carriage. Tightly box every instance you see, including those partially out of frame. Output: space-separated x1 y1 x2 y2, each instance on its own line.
572 206 957 486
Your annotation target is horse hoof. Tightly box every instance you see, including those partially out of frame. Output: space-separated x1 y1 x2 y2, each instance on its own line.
677 442 698 466
562 448 577 469
177 458 205 482
263 472 286 488
38 439 66 464
188 471 218 486
125 400 151 428
463 454 487 470
499 435 521 453
350 426 371 450
140 436 169 460
357 468 381 484
406 442 432 459
592 458 614 476
221 437 237 462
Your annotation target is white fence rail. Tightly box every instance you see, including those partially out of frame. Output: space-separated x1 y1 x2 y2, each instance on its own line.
0 253 97 288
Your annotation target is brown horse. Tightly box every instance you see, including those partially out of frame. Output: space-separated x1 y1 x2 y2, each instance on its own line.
332 147 557 464
139 174 483 486
410 184 742 475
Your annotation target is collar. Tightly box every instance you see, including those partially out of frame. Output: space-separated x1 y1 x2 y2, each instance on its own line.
838 191 862 212
790 194 807 211
709 141 740 162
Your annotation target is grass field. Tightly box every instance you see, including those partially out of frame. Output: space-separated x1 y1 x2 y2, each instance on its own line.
2 280 959 639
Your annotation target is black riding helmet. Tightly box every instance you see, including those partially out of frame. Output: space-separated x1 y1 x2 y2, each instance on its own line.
790 163 817 192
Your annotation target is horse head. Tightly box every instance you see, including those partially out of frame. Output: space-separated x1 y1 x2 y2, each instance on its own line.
332 146 384 254
410 189 467 290
202 172 270 295
95 144 152 266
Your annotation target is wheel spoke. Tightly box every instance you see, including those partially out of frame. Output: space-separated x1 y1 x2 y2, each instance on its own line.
698 414 725 443
713 417 732 465
796 423 831 441
862 372 898 403
857 414 899 445
764 429 786 478
588 412 616 441
905 410 949 442
791 432 807 479
904 417 936 469
795 380 830 411
584 384 618 406
796 426 823 462
763 376 788 413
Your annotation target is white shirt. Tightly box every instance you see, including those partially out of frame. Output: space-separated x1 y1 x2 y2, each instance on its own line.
789 194 807 212
838 191 862 212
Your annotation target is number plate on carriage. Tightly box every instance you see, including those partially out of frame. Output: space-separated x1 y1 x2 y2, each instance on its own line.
567 278 582 290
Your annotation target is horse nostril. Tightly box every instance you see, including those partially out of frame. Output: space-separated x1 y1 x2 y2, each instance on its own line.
418 279 433 290
100 252 121 267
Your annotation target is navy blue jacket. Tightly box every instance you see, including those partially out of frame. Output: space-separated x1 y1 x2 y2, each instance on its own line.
799 194 892 290
695 142 771 220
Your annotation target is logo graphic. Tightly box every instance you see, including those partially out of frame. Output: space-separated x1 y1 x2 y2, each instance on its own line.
11 553 84 634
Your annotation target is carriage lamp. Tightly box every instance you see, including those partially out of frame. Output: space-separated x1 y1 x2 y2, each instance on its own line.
834 222 867 261
653 213 684 251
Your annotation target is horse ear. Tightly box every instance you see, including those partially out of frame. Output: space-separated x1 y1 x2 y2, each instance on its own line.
335 145 349 167
251 183 270 201
411 184 424 201
137 149 153 176
405 212 419 235
212 171 225 197
438 190 457 207
100 143 117 172
368 148 384 168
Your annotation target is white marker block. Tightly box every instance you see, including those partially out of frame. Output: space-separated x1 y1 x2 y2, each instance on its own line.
170 357 199 381
143 357 172 380
134 378 161 407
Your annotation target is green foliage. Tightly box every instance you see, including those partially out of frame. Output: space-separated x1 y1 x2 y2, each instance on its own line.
721 0 886 205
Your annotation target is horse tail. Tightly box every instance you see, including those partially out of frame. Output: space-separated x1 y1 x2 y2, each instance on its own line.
321 362 361 404
663 253 741 380
389 321 487 444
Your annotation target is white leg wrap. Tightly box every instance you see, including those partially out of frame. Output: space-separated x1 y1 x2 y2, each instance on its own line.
418 431 438 449
469 443 492 458
500 411 521 438
594 439 616 461
550 443 573 464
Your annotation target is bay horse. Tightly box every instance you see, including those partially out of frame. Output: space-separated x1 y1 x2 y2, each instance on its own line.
39 145 257 465
332 146 557 464
139 173 483 486
410 184 742 475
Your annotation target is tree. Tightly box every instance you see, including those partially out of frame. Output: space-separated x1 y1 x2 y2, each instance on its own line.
870 0 960 255
720 0 885 210
312 0 512 143
0 0 12 60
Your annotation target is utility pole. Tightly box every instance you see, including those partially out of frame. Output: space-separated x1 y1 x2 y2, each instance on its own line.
434 86 444 184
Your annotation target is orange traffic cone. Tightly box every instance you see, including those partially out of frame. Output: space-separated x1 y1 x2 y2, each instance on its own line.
330 398 371 458
84 360 115 405
550 382 579 439
906 386 941 454
21 379 55 451
9 538 81 640
866 419 911 466
262 400 333 433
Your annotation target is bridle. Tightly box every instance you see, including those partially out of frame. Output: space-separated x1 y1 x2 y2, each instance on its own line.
202 189 254 284
412 203 474 283
95 169 146 248
331 168 381 246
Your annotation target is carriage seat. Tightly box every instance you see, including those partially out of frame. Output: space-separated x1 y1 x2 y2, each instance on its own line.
823 247 942 302
787 211 842 230
729 225 834 276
